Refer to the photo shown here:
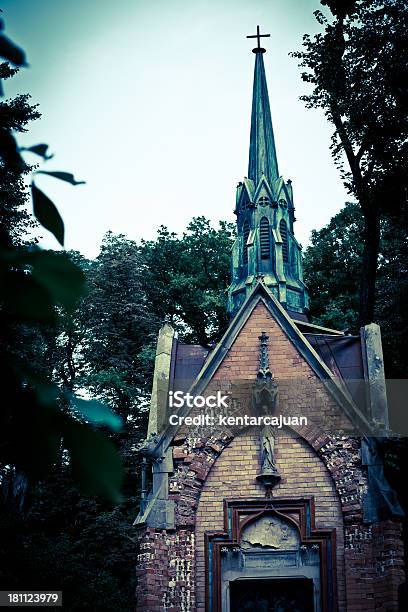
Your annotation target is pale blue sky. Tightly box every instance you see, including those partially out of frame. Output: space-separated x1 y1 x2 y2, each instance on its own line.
2 0 349 257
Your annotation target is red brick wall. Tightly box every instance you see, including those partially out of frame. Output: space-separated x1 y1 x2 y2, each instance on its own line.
136 301 405 611
343 520 404 611
136 527 195 611
210 301 351 432
195 430 347 611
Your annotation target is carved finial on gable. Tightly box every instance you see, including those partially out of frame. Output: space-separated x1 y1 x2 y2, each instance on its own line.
257 331 272 379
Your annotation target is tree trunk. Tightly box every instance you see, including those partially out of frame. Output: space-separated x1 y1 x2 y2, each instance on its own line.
359 204 381 326
0 467 28 515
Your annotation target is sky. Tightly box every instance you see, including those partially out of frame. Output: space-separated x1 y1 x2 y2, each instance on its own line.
2 0 350 258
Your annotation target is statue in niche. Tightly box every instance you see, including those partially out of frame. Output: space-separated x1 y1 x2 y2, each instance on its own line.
256 396 281 487
254 332 282 489
260 425 279 475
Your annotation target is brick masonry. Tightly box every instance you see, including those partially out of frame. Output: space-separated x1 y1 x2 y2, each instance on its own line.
136 302 405 611
195 430 347 611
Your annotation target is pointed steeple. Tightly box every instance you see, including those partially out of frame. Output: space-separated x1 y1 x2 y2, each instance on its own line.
248 50 279 186
227 28 309 319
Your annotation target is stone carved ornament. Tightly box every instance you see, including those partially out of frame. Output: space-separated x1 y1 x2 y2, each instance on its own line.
241 514 300 550
254 332 282 489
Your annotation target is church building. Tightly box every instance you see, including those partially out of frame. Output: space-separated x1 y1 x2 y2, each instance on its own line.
135 28 405 612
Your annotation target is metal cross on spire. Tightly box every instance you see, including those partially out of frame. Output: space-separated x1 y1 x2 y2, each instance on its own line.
247 25 270 54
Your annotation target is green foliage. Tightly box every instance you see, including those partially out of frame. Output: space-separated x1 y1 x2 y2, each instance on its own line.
140 216 235 345
0 469 137 610
0 49 123 503
0 64 39 248
0 14 237 609
293 0 408 324
78 232 159 413
1 212 234 607
304 201 408 376
304 202 363 330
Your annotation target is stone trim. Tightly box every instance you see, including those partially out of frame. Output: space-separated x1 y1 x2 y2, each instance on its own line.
205 497 338 612
170 424 366 528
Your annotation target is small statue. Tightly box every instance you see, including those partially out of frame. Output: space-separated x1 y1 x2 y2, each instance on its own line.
260 425 278 474
254 332 282 490
257 424 281 489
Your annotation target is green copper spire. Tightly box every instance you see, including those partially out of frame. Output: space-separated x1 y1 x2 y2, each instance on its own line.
248 41 279 186
227 28 309 318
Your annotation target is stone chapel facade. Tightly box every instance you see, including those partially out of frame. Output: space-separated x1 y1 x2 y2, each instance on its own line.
135 30 405 612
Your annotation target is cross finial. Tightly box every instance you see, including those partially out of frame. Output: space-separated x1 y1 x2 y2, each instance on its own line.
247 25 270 54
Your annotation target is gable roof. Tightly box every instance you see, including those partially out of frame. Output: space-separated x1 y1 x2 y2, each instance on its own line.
237 179 254 207
274 177 294 206
149 281 375 457
253 173 275 202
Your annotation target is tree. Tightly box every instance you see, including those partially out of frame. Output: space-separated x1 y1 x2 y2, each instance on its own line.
0 64 38 248
303 202 363 331
293 0 408 325
0 233 155 606
374 203 408 377
0 28 123 508
81 233 158 414
140 216 235 346
0 214 235 607
0 467 138 610
304 201 408 377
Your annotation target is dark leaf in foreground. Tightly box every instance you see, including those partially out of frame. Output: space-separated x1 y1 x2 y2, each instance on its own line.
69 395 123 432
0 378 61 479
0 33 26 66
64 421 124 503
20 143 53 160
31 182 64 246
1 249 87 312
36 170 86 185
30 250 86 312
2 269 56 322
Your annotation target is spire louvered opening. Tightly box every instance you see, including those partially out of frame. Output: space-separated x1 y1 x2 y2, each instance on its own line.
280 219 288 262
260 217 270 260
242 221 250 264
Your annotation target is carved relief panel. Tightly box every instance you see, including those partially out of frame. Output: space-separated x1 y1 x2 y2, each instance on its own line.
205 498 337 612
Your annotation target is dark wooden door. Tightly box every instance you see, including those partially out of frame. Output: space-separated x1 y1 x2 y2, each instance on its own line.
229 578 314 612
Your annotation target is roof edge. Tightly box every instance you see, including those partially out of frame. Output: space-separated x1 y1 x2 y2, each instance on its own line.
149 281 375 457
